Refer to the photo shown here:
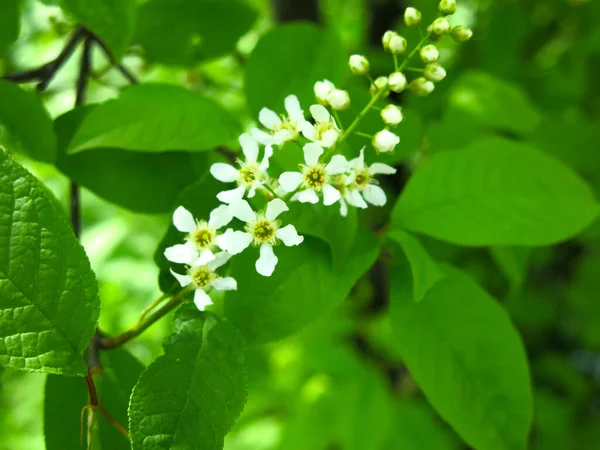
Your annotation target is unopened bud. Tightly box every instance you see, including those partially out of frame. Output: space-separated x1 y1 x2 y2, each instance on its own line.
370 76 389 97
349 54 370 75
388 72 407 92
314 79 335 105
404 7 422 27
381 104 403 126
411 77 435 96
373 129 400 153
424 64 446 82
439 0 457 15
431 17 451 35
389 35 407 54
327 89 350 110
420 44 439 63
451 25 473 42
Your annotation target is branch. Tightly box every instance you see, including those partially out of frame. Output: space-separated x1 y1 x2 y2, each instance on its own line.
90 35 138 85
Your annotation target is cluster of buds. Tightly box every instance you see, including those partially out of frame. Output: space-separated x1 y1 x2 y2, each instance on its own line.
314 79 351 111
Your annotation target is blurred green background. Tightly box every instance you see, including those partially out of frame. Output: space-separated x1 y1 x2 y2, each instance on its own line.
2 0 600 448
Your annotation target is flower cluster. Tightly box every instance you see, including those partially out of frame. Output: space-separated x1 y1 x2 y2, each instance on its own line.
164 0 471 311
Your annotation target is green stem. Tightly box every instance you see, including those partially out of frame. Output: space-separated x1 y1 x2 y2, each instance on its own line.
398 33 431 72
404 67 425 72
332 110 344 132
393 54 399 71
339 87 387 144
354 131 373 139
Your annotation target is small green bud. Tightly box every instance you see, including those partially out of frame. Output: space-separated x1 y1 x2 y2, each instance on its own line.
451 25 473 42
420 44 440 63
431 17 451 35
404 7 422 27
389 34 407 55
349 54 370 75
382 30 395 50
411 77 435 96
388 72 407 92
370 76 389 97
381 104 403 126
439 0 457 15
424 63 446 82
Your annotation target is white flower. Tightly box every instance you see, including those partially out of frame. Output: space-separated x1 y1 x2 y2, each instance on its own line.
381 104 403 126
314 79 335 105
170 251 237 311
346 147 397 206
251 95 306 146
327 89 350 111
349 54 369 75
300 105 340 148
424 64 446 82
373 129 400 153
279 143 348 205
388 72 407 93
420 44 440 63
210 133 273 204
330 173 369 217
219 198 304 277
164 205 232 264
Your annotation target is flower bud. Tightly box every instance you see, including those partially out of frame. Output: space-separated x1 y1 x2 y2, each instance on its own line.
424 63 446 82
451 25 473 42
431 17 451 35
373 129 400 153
420 44 439 63
349 54 370 75
439 0 457 15
404 7 422 27
381 104 403 126
370 76 389 96
382 30 395 50
388 72 407 92
314 79 335 105
389 34 407 54
410 77 435 96
327 88 350 110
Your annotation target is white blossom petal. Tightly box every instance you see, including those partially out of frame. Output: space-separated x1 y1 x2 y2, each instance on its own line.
303 142 324 166
251 127 276 145
346 189 368 209
275 225 304 246
228 199 256 223
272 129 294 145
266 198 289 220
310 104 330 123
260 145 274 171
165 243 196 265
208 251 232 270
217 185 246 204
320 129 339 148
170 269 192 287
285 95 303 120
339 198 348 217
239 133 259 163
279 171 304 192
208 204 232 230
218 229 253 255
194 249 216 266
363 184 387 206
193 289 213 311
369 162 397 175
211 277 237 291
259 108 282 130
322 184 341 206
298 189 320 204
210 163 239 183
248 183 258 198
256 244 278 277
172 206 196 232
325 154 349 175
300 121 316 141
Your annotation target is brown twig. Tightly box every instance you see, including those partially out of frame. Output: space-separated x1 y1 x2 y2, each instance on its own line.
90 35 138 85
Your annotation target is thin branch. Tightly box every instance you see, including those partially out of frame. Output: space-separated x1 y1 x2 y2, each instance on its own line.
90 35 138 84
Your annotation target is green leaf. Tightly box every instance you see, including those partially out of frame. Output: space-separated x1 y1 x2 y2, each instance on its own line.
55 107 207 214
134 0 258 66
59 0 136 58
245 23 347 116
0 80 56 163
129 308 247 450
390 262 532 450
392 137 599 246
387 229 445 302
0 150 99 375
448 71 541 136
224 233 379 344
490 246 530 289
0 0 20 58
45 348 144 450
68 84 242 155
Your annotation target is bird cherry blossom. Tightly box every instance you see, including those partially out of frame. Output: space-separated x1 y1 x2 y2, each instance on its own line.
169 251 237 311
300 104 341 148
278 143 348 205
346 148 397 206
210 133 273 204
251 95 307 146
218 198 304 277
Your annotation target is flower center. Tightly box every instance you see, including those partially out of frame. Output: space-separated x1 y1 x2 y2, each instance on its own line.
191 267 215 288
191 225 215 249
238 163 260 186
247 217 278 246
274 116 298 135
303 165 327 190
354 169 371 189
314 122 333 140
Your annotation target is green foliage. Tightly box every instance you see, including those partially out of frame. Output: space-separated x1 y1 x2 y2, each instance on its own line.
0 81 56 163
0 0 20 58
490 246 530 289
390 262 532 450
67 84 242 155
245 23 347 116
129 308 247 450
392 137 599 246
0 150 99 375
134 0 258 66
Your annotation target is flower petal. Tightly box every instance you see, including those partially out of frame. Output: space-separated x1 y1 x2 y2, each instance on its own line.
217 185 246 204
217 229 253 255
369 162 397 175
208 251 232 270
285 95 303 120
279 171 304 192
265 198 289 220
310 104 330 123
260 145 274 171
300 121 316 141
339 198 348 217
259 107 282 130
272 129 294 145
298 189 320 204
193 289 213 311
322 184 341 206
320 129 339 148
172 206 196 232
210 163 239 183
303 142 324 166
228 199 256 223
275 224 304 246
164 243 196 265
363 184 387 206
170 268 192 287
251 127 275 145
211 276 237 291
346 189 368 209
325 154 349 175
256 244 278 277
194 248 216 267
239 133 259 164
208 204 232 230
